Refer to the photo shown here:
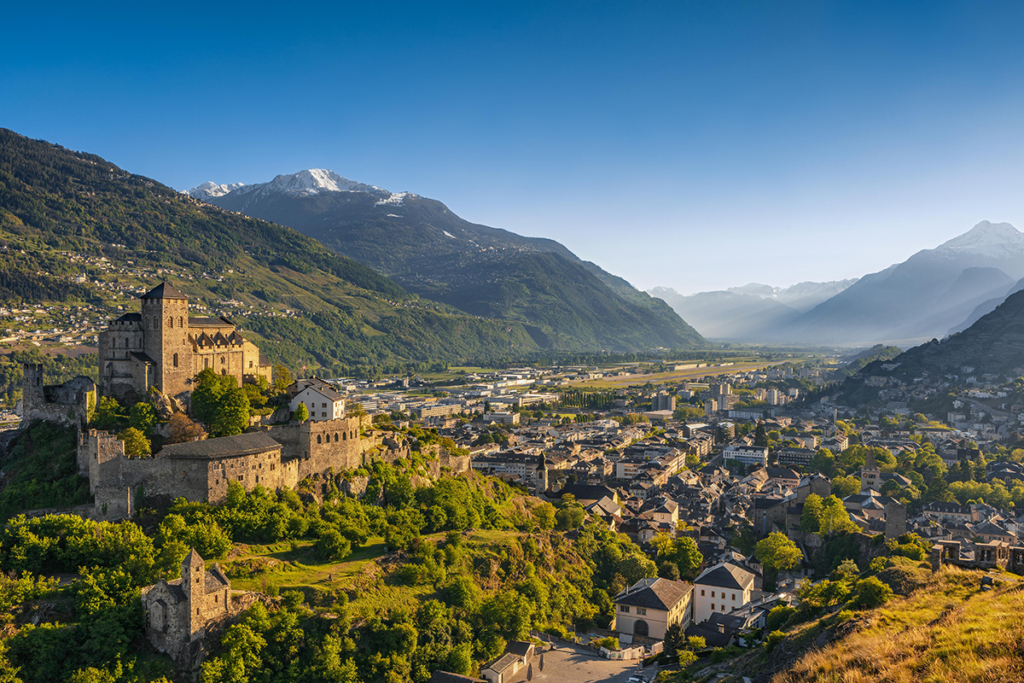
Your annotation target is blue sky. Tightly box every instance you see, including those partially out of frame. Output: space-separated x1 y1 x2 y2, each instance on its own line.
4 1 1024 293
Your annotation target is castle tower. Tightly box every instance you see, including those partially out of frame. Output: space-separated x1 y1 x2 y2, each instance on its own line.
181 548 206 638
141 282 192 397
861 450 880 492
21 363 44 416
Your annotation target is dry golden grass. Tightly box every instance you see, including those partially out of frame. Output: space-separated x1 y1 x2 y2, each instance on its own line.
772 567 1024 683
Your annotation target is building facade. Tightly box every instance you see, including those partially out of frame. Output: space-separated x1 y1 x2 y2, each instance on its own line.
99 282 271 401
141 549 231 662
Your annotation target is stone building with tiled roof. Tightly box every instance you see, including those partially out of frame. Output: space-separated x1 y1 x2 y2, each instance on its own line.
613 576 694 639
142 549 231 662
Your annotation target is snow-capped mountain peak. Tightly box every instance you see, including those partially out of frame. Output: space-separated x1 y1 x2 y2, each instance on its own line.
186 169 412 205
937 221 1024 254
258 169 388 197
186 181 246 201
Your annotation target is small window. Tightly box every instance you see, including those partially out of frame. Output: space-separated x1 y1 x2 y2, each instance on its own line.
168 316 174 328
220 356 226 364
179 316 184 328
700 590 705 596
317 435 322 444
173 353 179 368
711 591 715 598
249 360 253 368
619 605 629 613
636 607 647 616
205 358 210 368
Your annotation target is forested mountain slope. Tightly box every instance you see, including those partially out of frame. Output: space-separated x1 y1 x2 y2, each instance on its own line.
195 170 704 351
0 129 542 375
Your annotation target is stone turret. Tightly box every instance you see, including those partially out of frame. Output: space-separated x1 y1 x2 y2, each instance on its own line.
181 548 206 638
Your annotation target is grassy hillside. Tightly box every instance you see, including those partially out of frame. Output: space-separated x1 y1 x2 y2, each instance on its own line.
0 128 540 376
677 567 1024 683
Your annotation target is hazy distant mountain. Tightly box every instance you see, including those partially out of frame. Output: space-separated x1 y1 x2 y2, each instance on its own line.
949 276 1024 334
188 170 703 351
727 280 859 313
849 287 1024 388
779 221 1024 345
648 279 856 339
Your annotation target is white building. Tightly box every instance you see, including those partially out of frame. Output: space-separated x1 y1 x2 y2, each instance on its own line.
723 444 768 468
692 563 755 624
288 378 346 421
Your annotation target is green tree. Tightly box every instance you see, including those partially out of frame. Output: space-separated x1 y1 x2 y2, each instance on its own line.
531 502 556 530
128 402 157 435
481 590 534 640
294 402 309 423
818 496 858 536
191 368 227 427
832 475 861 498
119 427 150 458
272 364 293 393
91 396 126 431
755 532 802 573
851 576 893 609
316 529 352 561
211 388 250 437
800 493 824 534
754 420 768 447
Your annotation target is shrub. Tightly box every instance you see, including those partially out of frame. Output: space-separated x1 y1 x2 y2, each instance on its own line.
764 630 786 651
592 636 619 650
851 576 894 609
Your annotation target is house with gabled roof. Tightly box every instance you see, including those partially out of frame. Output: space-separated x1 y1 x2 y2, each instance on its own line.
692 562 756 624
614 577 693 640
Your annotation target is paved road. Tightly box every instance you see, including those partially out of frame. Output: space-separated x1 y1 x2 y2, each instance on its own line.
505 643 655 683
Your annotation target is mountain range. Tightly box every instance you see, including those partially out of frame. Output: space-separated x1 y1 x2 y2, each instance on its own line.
652 221 1024 345
647 280 856 340
186 170 703 351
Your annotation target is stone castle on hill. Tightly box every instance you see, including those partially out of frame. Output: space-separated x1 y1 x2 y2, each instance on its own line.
22 282 469 522
99 281 271 401
141 548 232 663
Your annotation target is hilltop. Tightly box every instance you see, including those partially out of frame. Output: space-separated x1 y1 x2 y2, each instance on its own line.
0 129 543 374
189 169 704 351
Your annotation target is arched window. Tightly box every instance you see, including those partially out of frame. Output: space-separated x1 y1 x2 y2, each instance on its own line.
173 353 179 368
317 435 322 444
220 356 226 365
178 316 184 328
334 433 339 442
168 316 174 328
342 432 347 441
221 369 226 376
633 620 649 637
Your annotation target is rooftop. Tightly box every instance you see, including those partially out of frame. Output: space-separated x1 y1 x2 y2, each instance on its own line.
159 432 282 460
141 282 188 300
615 577 693 611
